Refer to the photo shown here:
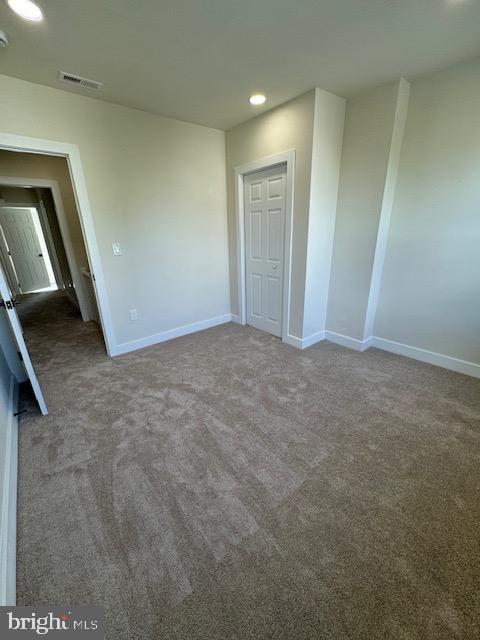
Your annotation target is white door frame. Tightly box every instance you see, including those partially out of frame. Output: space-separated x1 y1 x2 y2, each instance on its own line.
0 221 20 295
0 133 116 356
234 149 295 344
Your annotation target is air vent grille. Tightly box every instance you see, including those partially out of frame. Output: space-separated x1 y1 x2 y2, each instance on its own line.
58 71 103 91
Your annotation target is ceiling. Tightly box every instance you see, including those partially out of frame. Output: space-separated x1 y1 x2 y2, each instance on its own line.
0 0 479 130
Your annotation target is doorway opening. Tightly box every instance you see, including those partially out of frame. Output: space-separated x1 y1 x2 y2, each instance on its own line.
0 204 57 295
0 145 111 415
234 150 295 344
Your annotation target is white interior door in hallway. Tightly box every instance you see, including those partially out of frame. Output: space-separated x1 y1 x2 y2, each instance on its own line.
244 165 286 337
0 207 53 293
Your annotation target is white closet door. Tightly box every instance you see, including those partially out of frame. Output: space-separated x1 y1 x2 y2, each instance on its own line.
244 165 286 337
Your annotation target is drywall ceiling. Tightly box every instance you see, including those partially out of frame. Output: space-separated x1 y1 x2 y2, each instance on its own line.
0 0 479 130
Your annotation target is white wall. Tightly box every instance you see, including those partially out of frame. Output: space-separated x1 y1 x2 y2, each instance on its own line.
326 81 400 340
362 78 410 341
303 88 345 339
375 58 480 364
0 73 230 349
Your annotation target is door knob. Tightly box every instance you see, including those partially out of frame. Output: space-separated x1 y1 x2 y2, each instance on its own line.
272 264 277 270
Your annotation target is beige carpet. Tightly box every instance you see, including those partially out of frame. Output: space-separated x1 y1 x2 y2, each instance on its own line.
16 290 480 639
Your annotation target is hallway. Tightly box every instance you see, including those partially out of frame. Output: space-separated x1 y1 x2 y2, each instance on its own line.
15 291 480 640
17 290 105 379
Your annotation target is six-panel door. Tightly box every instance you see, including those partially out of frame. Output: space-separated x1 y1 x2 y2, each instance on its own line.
244 165 286 337
0 207 51 293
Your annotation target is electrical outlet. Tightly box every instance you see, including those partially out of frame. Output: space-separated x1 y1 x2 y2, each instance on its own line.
129 308 138 321
112 242 122 256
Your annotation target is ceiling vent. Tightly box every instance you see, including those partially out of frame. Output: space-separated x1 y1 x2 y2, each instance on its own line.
58 71 103 91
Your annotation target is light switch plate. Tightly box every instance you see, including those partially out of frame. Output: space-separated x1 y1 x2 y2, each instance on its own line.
112 242 122 256
129 308 138 321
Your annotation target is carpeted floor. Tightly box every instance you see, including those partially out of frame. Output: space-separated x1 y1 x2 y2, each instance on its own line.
16 290 480 639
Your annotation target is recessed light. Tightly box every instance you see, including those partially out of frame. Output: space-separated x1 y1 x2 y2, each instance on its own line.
7 0 44 21
249 94 266 106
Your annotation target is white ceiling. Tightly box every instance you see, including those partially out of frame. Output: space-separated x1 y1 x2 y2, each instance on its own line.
0 0 479 130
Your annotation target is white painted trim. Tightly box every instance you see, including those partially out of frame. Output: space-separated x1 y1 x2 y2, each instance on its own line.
284 330 325 350
0 134 116 356
231 314 242 325
0 220 19 295
363 78 410 340
302 330 326 349
372 337 480 379
325 330 373 352
234 149 295 344
115 313 232 356
284 334 304 349
0 376 18 606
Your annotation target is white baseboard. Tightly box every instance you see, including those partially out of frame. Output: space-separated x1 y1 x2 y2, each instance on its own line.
284 331 325 350
284 334 303 349
0 376 19 606
325 331 373 352
114 313 233 356
114 314 480 379
372 337 480 379
301 330 325 349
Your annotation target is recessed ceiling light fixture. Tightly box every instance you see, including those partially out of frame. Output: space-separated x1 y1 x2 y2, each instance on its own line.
7 0 44 21
249 94 266 106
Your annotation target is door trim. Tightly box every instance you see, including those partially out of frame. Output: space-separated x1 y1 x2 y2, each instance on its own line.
0 133 116 356
35 196 66 291
0 220 20 296
234 149 295 344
